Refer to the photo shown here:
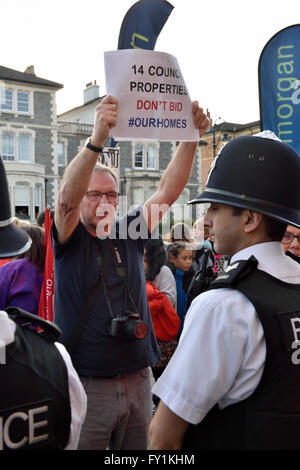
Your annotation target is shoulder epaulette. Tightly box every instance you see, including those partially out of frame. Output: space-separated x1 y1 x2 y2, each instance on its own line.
207 255 258 290
5 306 62 342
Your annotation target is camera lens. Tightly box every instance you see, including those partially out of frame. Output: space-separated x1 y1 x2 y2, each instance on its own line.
124 319 148 339
132 322 148 339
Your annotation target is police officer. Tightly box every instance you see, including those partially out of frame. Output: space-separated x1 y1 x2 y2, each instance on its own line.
149 131 300 450
0 157 87 450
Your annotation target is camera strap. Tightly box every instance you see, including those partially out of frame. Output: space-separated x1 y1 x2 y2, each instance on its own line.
65 238 112 355
65 236 139 356
108 238 139 315
93 237 139 316
95 238 116 321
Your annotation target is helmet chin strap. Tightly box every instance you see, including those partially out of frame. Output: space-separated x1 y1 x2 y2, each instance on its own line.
0 217 12 227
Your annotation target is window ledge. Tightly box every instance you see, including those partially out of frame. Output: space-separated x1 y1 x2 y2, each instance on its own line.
3 161 45 175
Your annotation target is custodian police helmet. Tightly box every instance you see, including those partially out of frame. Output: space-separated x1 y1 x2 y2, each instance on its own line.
189 132 300 228
0 156 31 258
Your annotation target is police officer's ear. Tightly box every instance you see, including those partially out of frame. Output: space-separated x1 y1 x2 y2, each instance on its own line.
243 210 263 235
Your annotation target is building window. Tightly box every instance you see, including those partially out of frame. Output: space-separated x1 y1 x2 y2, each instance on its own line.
19 135 31 162
173 189 189 207
175 192 187 206
134 144 143 168
15 184 30 219
146 144 156 169
133 188 144 205
1 90 13 112
147 188 156 199
1 130 34 163
17 92 29 113
133 142 158 169
0 87 32 115
57 142 64 166
2 133 15 161
34 185 41 218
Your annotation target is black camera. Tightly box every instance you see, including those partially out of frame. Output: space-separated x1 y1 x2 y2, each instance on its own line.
111 312 148 339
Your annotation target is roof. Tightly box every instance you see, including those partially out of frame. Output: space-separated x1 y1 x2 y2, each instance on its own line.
58 95 104 118
207 120 260 134
0 65 63 89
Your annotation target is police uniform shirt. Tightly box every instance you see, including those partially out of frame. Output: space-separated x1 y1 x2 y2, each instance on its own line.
152 242 300 425
0 310 87 450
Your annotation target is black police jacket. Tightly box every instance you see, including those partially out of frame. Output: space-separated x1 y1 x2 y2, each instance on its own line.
0 308 71 450
183 257 300 450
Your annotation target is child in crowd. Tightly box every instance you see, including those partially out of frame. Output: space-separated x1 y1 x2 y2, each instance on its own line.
167 242 195 338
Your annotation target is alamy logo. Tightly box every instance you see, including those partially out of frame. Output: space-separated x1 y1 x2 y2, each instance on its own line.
95 201 198 241
0 341 6 365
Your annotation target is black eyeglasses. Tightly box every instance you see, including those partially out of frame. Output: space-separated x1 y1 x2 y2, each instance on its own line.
86 190 119 202
282 232 300 244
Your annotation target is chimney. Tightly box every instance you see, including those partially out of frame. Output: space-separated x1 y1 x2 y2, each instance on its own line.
24 65 36 75
83 80 100 104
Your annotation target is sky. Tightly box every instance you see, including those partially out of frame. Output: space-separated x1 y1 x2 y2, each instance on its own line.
1 0 299 124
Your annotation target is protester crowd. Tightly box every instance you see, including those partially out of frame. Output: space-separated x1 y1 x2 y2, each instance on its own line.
1 95 300 451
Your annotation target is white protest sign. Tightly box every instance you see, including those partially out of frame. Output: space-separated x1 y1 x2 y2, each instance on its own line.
104 49 198 142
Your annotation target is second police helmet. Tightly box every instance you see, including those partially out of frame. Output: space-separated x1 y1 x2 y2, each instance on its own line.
0 156 31 259
189 131 300 228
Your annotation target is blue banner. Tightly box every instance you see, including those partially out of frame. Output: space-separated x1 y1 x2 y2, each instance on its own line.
118 0 174 50
258 24 300 154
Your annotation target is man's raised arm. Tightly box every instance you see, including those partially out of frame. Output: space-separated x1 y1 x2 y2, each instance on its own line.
54 96 118 244
143 102 210 233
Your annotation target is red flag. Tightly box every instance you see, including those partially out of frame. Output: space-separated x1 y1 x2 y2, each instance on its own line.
38 207 54 322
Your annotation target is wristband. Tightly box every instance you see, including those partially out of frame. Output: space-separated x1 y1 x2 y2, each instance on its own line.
85 137 103 153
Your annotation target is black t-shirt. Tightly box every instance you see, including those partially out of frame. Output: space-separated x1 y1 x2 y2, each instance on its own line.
51 208 160 376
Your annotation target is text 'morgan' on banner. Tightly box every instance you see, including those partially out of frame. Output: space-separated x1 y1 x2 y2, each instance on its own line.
258 24 300 154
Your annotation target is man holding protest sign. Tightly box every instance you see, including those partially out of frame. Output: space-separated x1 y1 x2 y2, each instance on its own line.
52 94 209 450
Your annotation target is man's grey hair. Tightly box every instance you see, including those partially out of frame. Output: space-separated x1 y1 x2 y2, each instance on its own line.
93 163 118 185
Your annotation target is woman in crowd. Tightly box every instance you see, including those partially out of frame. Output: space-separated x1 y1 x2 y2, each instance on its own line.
144 238 177 309
164 222 193 244
192 217 215 271
144 238 180 384
0 224 45 315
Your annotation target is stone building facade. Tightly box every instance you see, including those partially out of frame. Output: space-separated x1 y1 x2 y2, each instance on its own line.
0 65 63 221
